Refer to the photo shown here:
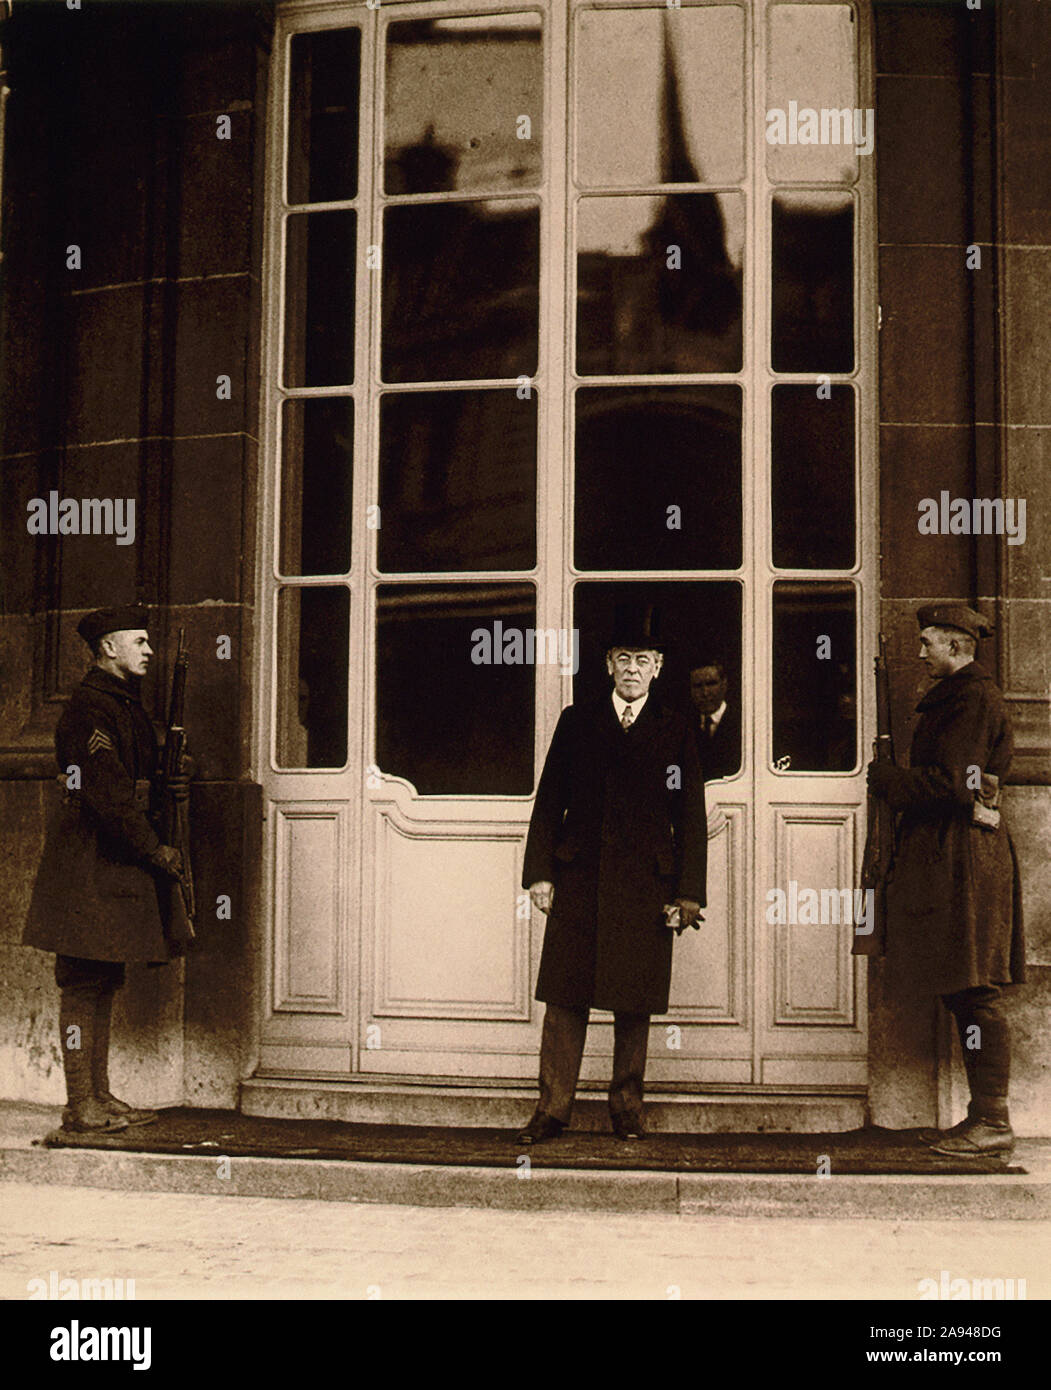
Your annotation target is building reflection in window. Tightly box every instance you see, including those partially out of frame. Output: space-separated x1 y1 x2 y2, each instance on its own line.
384 15 542 195
575 386 742 572
772 385 855 570
577 194 743 375
379 390 536 574
771 582 857 772
375 584 536 796
771 193 854 373
279 397 354 577
276 586 350 769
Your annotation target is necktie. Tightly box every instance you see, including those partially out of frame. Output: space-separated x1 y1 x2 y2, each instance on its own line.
701 714 711 737
621 704 635 730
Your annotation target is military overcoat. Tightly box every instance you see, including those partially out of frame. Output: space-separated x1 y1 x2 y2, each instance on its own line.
522 693 708 1015
881 662 1025 996
23 668 171 964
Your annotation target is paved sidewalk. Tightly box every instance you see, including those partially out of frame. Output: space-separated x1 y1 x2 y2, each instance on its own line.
1 1180 1046 1300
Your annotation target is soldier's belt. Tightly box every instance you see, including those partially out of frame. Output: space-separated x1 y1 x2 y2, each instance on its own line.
67 779 151 811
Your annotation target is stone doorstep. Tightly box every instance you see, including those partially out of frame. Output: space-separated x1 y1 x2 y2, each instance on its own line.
241 1077 869 1133
1 1104 1048 1218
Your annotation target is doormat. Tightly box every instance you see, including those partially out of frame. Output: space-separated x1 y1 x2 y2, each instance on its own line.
41 1109 1025 1175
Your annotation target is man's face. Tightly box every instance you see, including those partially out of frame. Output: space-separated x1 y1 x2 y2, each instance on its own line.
690 665 727 715
918 627 959 680
606 648 662 702
102 628 153 679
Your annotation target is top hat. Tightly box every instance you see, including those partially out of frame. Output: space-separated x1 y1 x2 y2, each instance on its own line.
607 601 666 653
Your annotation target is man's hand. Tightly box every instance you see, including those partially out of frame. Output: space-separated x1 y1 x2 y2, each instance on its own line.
673 898 703 935
150 845 184 878
529 881 555 914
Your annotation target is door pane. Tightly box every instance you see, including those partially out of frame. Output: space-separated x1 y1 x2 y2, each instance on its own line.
279 397 353 577
771 192 853 373
771 581 856 772
576 6 745 187
381 201 539 382
283 210 356 387
574 386 742 571
275 586 350 768
766 3 859 184
577 194 743 374
772 385 855 569
384 15 543 195
375 584 537 796
288 28 361 204
573 580 743 780
378 390 536 573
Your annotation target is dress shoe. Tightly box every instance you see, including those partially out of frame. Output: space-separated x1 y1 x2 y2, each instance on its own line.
517 1110 565 1145
611 1114 645 1141
98 1092 159 1127
61 1100 129 1134
928 1118 1014 1158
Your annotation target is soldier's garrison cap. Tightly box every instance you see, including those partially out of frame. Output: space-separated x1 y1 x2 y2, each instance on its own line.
76 605 150 645
916 604 993 642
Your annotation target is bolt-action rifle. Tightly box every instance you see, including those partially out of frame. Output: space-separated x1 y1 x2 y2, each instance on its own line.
159 628 196 949
855 635 896 955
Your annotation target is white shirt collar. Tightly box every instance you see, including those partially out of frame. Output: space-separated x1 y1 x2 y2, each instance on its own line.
704 700 727 730
612 691 648 722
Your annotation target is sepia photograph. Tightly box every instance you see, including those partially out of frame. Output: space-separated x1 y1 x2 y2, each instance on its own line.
0 0 1047 1354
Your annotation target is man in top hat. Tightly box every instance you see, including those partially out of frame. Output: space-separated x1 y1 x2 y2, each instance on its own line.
23 606 186 1132
518 607 708 1143
865 604 1025 1156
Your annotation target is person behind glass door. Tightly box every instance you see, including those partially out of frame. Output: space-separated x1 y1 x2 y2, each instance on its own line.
689 659 740 781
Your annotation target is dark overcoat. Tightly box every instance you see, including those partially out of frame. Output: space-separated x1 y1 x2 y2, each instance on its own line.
880 662 1025 996
23 668 172 964
695 703 741 781
522 693 708 1014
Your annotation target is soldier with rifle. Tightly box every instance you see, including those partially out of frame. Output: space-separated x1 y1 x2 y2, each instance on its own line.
860 605 1025 1156
23 606 195 1133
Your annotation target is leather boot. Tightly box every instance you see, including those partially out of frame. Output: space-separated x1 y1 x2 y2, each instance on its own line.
928 1096 1014 1157
60 985 127 1133
918 1100 981 1147
92 987 158 1127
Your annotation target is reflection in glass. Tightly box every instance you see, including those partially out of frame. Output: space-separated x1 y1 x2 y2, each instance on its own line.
384 15 542 194
379 391 536 573
284 211 356 387
577 195 743 374
772 386 855 570
375 584 536 795
276 586 350 768
574 387 742 571
771 193 853 373
573 581 743 780
382 201 539 383
766 4 858 184
576 7 744 187
288 28 361 204
771 582 856 771
279 398 353 577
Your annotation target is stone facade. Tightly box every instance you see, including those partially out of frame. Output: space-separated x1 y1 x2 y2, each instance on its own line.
0 0 1046 1129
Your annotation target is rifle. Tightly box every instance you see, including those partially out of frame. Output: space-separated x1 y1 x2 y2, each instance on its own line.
855 635 895 955
159 628 196 947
